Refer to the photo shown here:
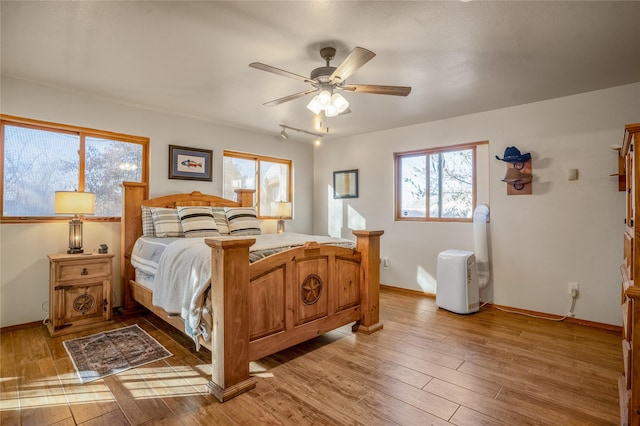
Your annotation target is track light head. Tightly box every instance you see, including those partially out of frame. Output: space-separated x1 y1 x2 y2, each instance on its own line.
280 129 288 140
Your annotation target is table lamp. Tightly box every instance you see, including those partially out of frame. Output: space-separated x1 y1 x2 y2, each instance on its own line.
275 201 292 234
54 191 95 254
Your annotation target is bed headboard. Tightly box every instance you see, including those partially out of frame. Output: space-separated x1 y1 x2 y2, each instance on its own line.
119 181 255 313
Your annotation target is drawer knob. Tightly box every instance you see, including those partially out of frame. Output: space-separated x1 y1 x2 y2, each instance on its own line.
81 268 89 275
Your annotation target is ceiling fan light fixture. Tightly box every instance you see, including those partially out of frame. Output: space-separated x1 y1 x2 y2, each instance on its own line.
306 96 323 115
325 104 337 117
331 93 349 114
317 89 332 107
306 90 349 117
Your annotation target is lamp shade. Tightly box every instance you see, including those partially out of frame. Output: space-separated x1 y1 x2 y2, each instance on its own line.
54 191 95 215
307 97 322 115
276 201 292 218
332 93 349 114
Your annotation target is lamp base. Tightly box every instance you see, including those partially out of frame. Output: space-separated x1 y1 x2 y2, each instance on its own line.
67 217 84 255
277 219 285 234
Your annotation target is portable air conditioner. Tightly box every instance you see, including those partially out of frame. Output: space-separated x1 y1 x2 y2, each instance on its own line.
436 249 479 314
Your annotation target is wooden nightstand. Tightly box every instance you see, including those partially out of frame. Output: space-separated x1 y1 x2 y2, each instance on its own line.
47 252 114 336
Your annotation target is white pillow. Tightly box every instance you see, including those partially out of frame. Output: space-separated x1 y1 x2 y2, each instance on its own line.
225 207 261 236
177 206 220 238
150 207 184 238
141 205 155 237
212 207 230 235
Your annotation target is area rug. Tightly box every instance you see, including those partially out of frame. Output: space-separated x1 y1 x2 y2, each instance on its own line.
63 324 173 384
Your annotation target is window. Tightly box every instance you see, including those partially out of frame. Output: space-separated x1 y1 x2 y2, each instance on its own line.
1 115 148 221
395 141 486 221
223 150 291 218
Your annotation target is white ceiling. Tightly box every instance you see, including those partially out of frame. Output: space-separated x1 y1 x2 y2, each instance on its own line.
2 1 639 142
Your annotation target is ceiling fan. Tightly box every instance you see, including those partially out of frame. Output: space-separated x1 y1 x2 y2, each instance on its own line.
249 46 411 117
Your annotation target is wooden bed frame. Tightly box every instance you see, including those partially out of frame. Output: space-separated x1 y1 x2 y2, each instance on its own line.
120 181 383 401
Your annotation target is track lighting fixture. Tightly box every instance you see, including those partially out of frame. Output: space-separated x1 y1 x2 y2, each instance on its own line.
279 125 324 144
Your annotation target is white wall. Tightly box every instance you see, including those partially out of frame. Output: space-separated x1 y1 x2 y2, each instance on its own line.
0 76 315 328
314 83 640 326
2 76 637 328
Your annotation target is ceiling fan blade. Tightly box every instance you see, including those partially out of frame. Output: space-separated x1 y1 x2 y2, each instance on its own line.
342 84 412 96
329 47 376 83
263 88 319 106
249 62 314 84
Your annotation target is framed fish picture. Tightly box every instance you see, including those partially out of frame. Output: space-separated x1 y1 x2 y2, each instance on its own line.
168 145 213 181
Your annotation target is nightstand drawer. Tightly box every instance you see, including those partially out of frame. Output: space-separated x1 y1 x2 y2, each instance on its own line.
55 258 111 281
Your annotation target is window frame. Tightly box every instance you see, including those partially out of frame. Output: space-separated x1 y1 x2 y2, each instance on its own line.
223 150 292 219
1 114 149 223
394 141 487 222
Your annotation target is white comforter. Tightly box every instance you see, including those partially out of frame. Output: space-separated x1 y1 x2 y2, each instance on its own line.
149 233 355 347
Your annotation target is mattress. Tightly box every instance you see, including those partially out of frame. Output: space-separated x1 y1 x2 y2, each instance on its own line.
131 236 182 280
131 233 355 280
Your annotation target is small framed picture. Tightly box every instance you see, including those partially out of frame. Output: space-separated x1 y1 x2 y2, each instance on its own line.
333 169 359 199
168 145 212 181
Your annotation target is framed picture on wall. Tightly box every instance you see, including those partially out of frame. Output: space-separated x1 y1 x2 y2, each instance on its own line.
333 169 359 199
168 145 213 181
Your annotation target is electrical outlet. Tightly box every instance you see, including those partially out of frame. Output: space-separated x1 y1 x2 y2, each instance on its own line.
568 282 579 295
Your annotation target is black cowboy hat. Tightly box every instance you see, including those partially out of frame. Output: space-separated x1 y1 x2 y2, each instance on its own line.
495 146 531 163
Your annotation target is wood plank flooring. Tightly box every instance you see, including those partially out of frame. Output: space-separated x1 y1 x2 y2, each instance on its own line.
0 289 622 425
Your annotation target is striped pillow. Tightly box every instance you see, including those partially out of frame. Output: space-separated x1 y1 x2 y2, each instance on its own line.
225 207 261 236
141 205 155 237
212 207 230 235
177 206 220 238
150 207 184 238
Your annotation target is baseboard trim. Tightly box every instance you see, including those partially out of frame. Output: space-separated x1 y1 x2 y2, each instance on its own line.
380 284 435 298
0 320 43 334
380 283 621 332
4 287 622 334
1 308 121 334
489 303 622 332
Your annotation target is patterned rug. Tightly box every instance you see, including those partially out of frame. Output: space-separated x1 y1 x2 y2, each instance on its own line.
63 324 173 384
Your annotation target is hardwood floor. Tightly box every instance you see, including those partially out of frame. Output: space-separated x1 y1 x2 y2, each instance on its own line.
0 289 622 425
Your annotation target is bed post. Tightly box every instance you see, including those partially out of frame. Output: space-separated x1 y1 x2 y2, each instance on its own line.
205 237 257 401
120 182 148 314
352 230 384 334
234 189 255 207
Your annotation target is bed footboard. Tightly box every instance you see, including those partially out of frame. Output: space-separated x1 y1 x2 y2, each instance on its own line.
204 230 383 402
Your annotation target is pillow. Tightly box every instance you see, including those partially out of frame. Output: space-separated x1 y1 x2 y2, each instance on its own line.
212 207 230 235
177 206 220 238
141 205 155 237
225 207 262 236
150 207 184 238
